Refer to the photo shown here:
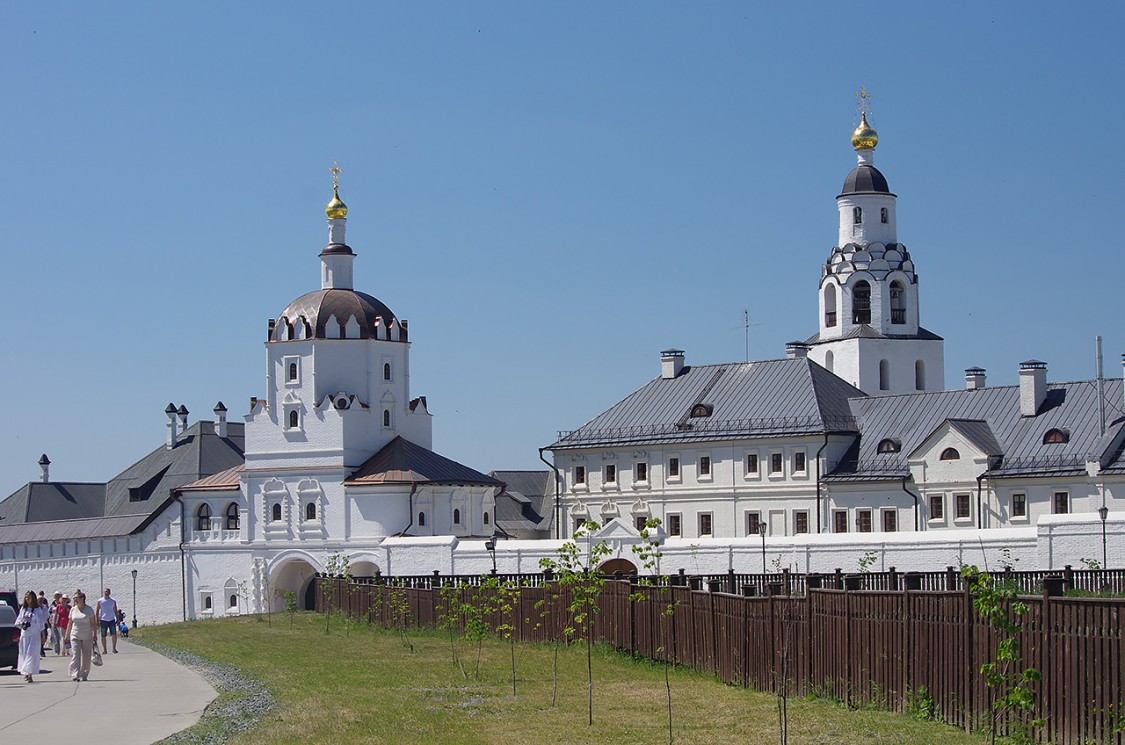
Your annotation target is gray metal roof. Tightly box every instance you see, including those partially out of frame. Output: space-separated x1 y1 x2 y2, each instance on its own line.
0 514 150 544
345 436 502 487
831 379 1125 480
804 325 944 345
489 470 553 535
549 357 864 450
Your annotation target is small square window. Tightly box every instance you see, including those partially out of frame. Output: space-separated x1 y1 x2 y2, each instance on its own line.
770 453 783 474
1012 493 1027 518
699 456 711 477
794 511 809 534
668 513 681 537
574 466 586 485
604 464 616 484
1053 491 1069 515
698 512 713 537
834 510 848 533
956 494 971 519
929 495 944 520
857 510 872 533
745 511 761 536
668 457 680 478
745 453 758 475
635 462 647 482
793 452 806 473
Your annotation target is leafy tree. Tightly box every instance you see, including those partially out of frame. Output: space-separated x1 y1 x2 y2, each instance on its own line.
533 573 565 706
324 553 353 635
484 576 523 696
630 517 675 744
282 590 298 629
461 581 492 678
437 581 464 672
962 565 1043 744
539 520 611 726
386 582 414 652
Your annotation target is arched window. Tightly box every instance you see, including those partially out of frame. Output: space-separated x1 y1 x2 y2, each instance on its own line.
940 448 960 461
880 207 888 224
824 284 837 328
288 362 297 381
204 595 212 610
483 512 490 525
271 502 282 521
418 512 426 526
288 410 299 429
879 359 890 391
877 439 901 454
852 281 871 324
383 362 391 381
383 410 391 427
915 360 926 391
225 502 240 530
889 281 906 325
453 508 461 525
229 594 238 608
689 403 713 418
305 502 317 521
824 350 834 373
196 503 212 531
853 206 862 224
1043 428 1069 444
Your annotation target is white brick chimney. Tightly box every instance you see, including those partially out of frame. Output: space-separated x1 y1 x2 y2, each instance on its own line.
786 341 809 359
965 367 986 390
213 401 228 438
661 349 685 379
177 404 189 434
165 403 178 449
1019 360 1047 417
38 454 50 483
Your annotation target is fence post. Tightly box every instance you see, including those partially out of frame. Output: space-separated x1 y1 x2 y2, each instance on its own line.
946 565 957 591
728 567 736 594
1040 583 1053 743
888 566 898 591
844 581 852 708
901 571 910 711
783 567 791 596
1062 564 1074 592
963 577 974 734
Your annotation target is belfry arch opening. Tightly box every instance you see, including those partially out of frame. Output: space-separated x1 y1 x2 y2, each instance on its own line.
852 281 871 324
889 281 906 325
824 284 837 328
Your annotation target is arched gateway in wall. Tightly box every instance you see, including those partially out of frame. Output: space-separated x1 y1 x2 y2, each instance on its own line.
268 553 321 611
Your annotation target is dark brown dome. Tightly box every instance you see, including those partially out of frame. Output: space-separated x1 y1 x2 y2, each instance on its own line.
276 289 403 341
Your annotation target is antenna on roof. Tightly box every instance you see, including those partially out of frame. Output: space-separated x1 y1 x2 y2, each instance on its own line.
1096 335 1106 437
731 310 765 363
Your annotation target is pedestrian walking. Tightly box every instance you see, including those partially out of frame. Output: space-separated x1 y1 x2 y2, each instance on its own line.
54 595 72 655
95 588 120 654
39 595 51 657
49 591 64 655
16 591 48 683
66 591 97 682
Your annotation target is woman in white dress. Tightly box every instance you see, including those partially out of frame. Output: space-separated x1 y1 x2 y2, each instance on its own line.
16 591 47 682
66 590 97 682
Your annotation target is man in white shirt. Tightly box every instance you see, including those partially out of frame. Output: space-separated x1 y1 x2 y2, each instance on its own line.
95 588 119 654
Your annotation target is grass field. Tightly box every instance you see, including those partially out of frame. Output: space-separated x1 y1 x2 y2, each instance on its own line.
139 612 983 744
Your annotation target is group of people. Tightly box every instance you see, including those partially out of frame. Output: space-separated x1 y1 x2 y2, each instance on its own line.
16 588 124 683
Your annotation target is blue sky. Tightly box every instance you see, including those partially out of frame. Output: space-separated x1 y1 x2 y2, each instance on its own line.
2 3 1123 497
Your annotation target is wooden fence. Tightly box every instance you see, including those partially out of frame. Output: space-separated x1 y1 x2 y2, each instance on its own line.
318 577 1125 744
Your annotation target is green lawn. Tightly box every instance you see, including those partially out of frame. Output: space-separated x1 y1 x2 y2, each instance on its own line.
139 613 982 744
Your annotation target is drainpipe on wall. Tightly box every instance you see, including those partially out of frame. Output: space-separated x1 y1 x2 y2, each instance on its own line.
172 492 187 622
538 447 562 540
976 473 987 530
901 477 920 532
815 433 830 533
397 482 419 537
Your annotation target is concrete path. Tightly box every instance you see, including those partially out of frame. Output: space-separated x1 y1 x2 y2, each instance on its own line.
0 639 217 744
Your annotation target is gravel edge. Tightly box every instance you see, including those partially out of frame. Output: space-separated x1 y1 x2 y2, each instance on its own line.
129 637 276 745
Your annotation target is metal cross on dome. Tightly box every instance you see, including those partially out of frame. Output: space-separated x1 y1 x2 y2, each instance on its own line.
330 161 343 189
855 86 873 117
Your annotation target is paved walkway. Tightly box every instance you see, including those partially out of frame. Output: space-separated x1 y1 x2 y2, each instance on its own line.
0 639 217 744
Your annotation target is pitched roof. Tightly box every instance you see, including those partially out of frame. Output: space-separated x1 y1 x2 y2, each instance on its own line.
345 436 502 487
0 482 106 524
804 325 943 345
0 514 152 544
489 470 553 535
179 464 244 491
549 357 864 450
946 419 1004 457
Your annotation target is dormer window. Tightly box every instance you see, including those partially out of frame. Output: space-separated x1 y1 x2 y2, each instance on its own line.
940 447 960 461
876 438 901 454
1043 428 1069 445
689 403 713 418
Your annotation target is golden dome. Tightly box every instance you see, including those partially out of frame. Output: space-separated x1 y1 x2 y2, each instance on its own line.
851 112 878 150
326 185 348 219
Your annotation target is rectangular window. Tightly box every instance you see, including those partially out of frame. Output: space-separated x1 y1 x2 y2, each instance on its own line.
929 495 944 520
574 519 585 534
883 509 897 532
956 493 971 519
668 513 682 537
1012 493 1027 518
635 515 647 531
745 511 761 536
1053 491 1069 514
574 466 585 485
793 452 806 474
794 511 809 534
635 462 647 482
857 509 872 533
668 457 680 478
699 456 711 477
745 453 759 475
770 453 783 474
698 512 713 537
834 510 848 533
880 207 888 224
604 464 616 484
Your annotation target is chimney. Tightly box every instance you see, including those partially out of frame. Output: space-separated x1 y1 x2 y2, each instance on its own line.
165 403 178 449
660 349 685 379
213 401 228 438
965 367 986 390
38 454 50 483
1019 360 1047 417
785 341 809 360
177 404 189 435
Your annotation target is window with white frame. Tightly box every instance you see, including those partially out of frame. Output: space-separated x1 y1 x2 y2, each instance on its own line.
574 465 586 486
1012 493 1027 518
698 512 713 537
770 452 783 475
635 462 648 483
698 456 711 478
668 513 682 537
929 495 944 521
793 451 806 474
956 493 971 520
604 464 616 484
1053 491 1069 514
284 356 300 384
745 511 761 536
882 509 897 532
834 510 848 533
745 453 759 475
667 457 680 480
794 511 809 534
856 509 872 533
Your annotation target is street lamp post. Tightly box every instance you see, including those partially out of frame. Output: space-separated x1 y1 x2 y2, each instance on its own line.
484 537 497 575
1099 505 1109 570
758 522 767 574
130 569 138 629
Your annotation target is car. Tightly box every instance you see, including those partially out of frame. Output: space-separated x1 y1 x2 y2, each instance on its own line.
0 604 18 670
0 591 16 611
